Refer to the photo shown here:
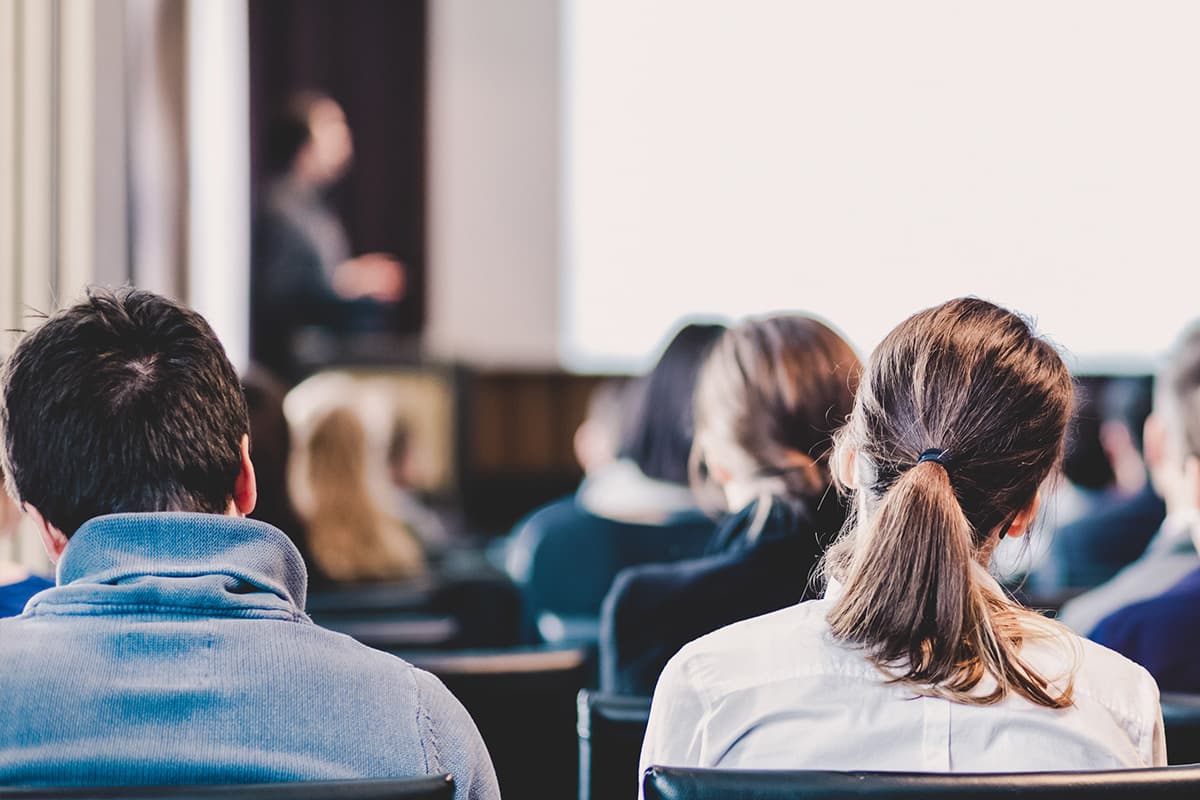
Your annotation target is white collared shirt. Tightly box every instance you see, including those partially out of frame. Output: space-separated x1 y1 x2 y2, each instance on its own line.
639 578 1165 794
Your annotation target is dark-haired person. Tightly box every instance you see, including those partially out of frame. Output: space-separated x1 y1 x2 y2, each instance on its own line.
0 289 498 797
1082 325 1200 691
504 323 724 638
600 315 859 695
1058 327 1200 637
1029 376 1164 593
252 90 405 378
639 299 1163 786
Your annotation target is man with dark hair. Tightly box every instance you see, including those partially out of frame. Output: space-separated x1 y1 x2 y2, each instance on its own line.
0 289 498 798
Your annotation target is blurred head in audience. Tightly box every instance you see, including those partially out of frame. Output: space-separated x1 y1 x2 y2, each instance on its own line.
690 315 860 525
1144 324 1200 517
265 90 353 189
573 379 631 475
2 289 253 559
286 373 424 583
824 298 1074 708
1063 376 1153 497
618 323 726 485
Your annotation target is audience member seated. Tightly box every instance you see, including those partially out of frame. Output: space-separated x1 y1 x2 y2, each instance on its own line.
242 365 325 585
601 314 860 695
0 289 498 797
576 323 726 524
0 476 50 618
286 372 426 583
504 324 725 637
1084 326 1200 691
638 299 1164 786
1029 376 1164 593
1058 327 1200 635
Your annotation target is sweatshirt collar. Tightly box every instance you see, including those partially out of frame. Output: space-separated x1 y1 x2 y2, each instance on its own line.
54 512 308 610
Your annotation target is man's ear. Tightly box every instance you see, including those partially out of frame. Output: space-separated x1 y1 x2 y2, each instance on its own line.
1004 491 1042 539
232 434 258 517
26 504 68 563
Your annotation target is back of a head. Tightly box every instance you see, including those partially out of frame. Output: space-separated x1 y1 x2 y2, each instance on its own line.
1156 324 1200 463
691 314 861 518
1 289 249 536
825 297 1074 708
1061 379 1115 491
264 89 332 178
619 323 726 484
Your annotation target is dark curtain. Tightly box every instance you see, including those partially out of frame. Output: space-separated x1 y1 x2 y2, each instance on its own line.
247 0 427 333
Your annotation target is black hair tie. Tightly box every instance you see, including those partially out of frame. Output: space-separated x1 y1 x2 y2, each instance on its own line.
917 448 952 469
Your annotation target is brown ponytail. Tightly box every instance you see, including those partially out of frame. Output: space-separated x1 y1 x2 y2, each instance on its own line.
825 298 1074 708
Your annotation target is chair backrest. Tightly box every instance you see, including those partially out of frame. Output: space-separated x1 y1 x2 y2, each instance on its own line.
0 776 453 800
308 574 522 649
506 496 714 637
642 765 1200 800
396 646 594 800
577 690 652 800
1163 692 1200 765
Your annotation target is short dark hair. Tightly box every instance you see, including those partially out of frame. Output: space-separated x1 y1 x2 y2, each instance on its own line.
264 90 329 176
2 288 249 536
618 322 726 484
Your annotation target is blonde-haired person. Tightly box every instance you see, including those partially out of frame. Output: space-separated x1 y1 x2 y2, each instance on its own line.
286 373 424 583
639 299 1164 785
600 314 861 695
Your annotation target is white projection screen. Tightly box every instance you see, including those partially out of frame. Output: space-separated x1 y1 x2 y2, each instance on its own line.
562 1 1200 373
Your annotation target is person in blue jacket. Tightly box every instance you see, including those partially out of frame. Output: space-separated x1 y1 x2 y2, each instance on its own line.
0 288 498 799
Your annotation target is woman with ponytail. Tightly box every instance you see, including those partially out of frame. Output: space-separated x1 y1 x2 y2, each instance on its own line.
600 314 860 695
639 299 1164 783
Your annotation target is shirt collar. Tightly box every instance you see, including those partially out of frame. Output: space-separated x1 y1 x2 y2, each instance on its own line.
823 559 1006 604
55 512 308 609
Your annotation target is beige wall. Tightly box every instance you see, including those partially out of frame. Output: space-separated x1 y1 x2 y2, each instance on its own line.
425 0 563 369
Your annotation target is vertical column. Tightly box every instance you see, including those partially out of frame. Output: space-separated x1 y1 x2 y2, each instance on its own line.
57 0 95 305
18 0 57 320
186 0 250 371
0 0 18 345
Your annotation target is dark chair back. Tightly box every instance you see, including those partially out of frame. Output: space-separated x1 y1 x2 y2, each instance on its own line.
577 691 652 800
1163 692 1200 765
0 776 453 800
643 765 1200 800
308 574 522 649
397 646 594 800
506 496 714 642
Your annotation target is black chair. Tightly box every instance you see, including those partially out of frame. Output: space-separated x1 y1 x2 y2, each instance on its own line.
0 776 453 800
396 645 594 800
577 691 652 800
642 765 1200 800
308 574 522 649
1163 692 1200 765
